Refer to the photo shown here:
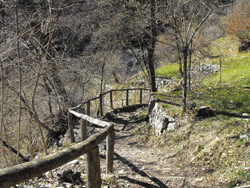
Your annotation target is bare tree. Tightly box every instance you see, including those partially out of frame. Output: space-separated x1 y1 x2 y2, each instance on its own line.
167 0 214 112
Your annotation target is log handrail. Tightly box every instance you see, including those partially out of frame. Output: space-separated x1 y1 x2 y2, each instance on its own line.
69 110 110 127
70 88 150 111
0 124 114 188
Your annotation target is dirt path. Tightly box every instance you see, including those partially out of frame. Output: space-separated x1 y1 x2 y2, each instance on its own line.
104 107 201 188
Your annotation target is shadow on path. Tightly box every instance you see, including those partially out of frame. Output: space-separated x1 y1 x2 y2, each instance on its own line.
114 153 168 188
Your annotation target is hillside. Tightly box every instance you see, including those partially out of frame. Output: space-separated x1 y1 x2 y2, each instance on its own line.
1 1 250 188
12 37 250 188
143 38 250 187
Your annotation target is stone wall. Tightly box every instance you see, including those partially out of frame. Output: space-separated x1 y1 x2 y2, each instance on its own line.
147 95 176 135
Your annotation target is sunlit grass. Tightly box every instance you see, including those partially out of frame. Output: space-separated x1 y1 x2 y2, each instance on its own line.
203 52 250 86
155 63 180 78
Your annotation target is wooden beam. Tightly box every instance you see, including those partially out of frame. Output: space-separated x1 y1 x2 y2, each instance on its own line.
87 146 101 188
106 129 115 174
0 125 114 188
99 94 103 117
110 91 113 109
67 112 75 143
140 88 143 104
69 110 110 128
81 119 87 141
68 88 150 112
126 89 129 106
87 100 90 116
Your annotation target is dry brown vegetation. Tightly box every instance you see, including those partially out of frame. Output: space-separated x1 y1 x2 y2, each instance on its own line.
223 0 250 45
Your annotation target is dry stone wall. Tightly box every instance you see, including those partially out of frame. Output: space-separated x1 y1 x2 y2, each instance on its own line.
148 95 176 135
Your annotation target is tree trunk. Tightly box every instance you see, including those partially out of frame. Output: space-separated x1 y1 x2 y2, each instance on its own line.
148 0 157 92
182 47 188 112
188 49 192 91
176 38 183 76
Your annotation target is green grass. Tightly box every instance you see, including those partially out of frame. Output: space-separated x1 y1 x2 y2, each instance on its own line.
135 37 250 186
192 86 250 114
203 52 250 86
155 63 180 78
193 51 250 114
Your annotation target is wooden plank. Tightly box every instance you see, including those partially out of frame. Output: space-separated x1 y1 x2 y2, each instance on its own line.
110 91 113 109
0 125 114 188
69 110 110 128
126 89 129 106
106 129 115 174
67 112 75 143
87 146 101 188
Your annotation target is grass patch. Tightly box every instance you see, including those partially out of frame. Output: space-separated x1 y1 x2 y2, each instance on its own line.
191 86 250 114
203 52 250 86
155 63 180 78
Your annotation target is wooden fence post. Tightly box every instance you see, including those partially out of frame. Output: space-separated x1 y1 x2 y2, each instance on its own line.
81 101 91 141
110 91 113 109
87 100 90 116
140 88 143 104
81 119 87 141
67 112 75 143
99 94 103 117
87 146 101 188
126 89 129 106
106 128 115 174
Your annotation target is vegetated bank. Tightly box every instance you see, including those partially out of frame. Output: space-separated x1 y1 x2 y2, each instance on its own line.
131 37 250 187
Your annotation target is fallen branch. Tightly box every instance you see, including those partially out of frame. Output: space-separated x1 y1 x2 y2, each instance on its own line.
3 141 29 162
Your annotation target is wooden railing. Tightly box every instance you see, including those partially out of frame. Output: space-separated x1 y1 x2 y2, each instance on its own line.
0 88 150 188
68 88 150 143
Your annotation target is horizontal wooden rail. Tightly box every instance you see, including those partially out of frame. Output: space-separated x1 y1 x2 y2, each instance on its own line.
0 125 114 188
69 88 150 111
69 110 110 127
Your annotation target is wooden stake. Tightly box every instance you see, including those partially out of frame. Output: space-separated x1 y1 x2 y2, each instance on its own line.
87 146 101 188
106 129 115 174
140 88 143 104
67 112 75 143
110 91 113 109
99 94 103 117
126 89 129 106
81 119 87 141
